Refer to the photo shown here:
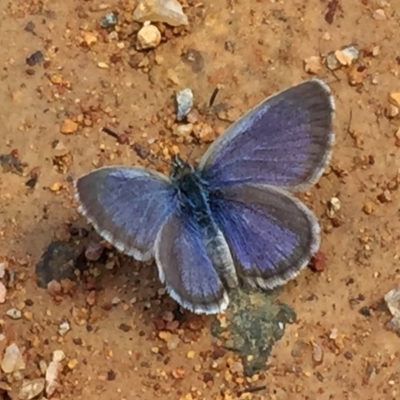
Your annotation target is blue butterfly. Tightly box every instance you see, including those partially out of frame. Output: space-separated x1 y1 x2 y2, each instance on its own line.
75 79 335 315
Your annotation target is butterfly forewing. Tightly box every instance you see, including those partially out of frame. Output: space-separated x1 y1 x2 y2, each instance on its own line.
198 79 334 191
75 166 177 261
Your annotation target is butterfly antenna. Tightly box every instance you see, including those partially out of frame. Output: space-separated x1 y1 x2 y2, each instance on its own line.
209 86 220 107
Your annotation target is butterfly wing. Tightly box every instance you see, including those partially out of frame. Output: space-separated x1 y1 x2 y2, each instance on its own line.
198 79 334 191
209 184 319 289
155 211 237 314
75 166 177 261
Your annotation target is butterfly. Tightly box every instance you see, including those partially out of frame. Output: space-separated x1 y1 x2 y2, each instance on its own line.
75 79 335 315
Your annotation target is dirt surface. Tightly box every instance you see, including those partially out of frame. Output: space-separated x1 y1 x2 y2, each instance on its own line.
1 0 400 399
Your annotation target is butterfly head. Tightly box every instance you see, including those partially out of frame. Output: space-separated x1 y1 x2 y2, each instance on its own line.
170 154 194 181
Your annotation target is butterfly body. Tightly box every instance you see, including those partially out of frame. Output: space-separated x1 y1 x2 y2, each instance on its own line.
170 155 213 226
75 79 335 314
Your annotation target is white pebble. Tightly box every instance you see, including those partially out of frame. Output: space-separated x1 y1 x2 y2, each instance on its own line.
58 320 71 336
6 308 22 319
45 361 59 396
133 0 188 27
1 343 26 373
53 350 66 362
0 281 6 303
137 25 161 50
18 378 45 400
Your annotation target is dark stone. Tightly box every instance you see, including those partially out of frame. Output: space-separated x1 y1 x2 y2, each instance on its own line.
181 49 204 73
26 50 44 66
35 240 85 288
118 323 131 332
211 288 296 376
106 369 116 381
0 152 25 174
359 306 371 317
132 143 149 159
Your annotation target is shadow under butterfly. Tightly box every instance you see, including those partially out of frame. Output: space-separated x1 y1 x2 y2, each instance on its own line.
75 79 335 316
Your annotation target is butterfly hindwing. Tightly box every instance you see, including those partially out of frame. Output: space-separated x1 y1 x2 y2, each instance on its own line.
209 184 320 289
75 166 177 261
199 79 334 191
155 211 236 314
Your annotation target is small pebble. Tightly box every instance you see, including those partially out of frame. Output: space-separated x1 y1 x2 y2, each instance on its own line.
6 308 22 319
344 351 353 360
327 197 341 217
39 360 47 375
326 52 340 70
47 280 62 296
386 104 399 118
49 182 62 192
167 334 180 350
107 369 116 381
348 65 368 86
105 261 115 270
176 123 194 138
359 306 371 317
372 9 386 20
82 32 97 47
176 88 193 121
388 92 400 108
186 109 200 124
58 320 71 336
60 119 78 134
26 50 44 66
24 21 35 33
100 12 118 28
362 201 375 215
187 350 195 359
377 190 391 203
86 290 96 306
68 359 78 369
137 25 162 50
311 342 324 365
304 56 322 74
97 62 110 69
119 323 131 332
84 241 104 262
329 328 338 340
111 296 121 305
230 361 244 374
53 350 65 362
372 45 380 56
335 45 359 66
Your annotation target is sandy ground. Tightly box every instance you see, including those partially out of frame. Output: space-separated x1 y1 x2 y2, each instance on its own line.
1 0 400 399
